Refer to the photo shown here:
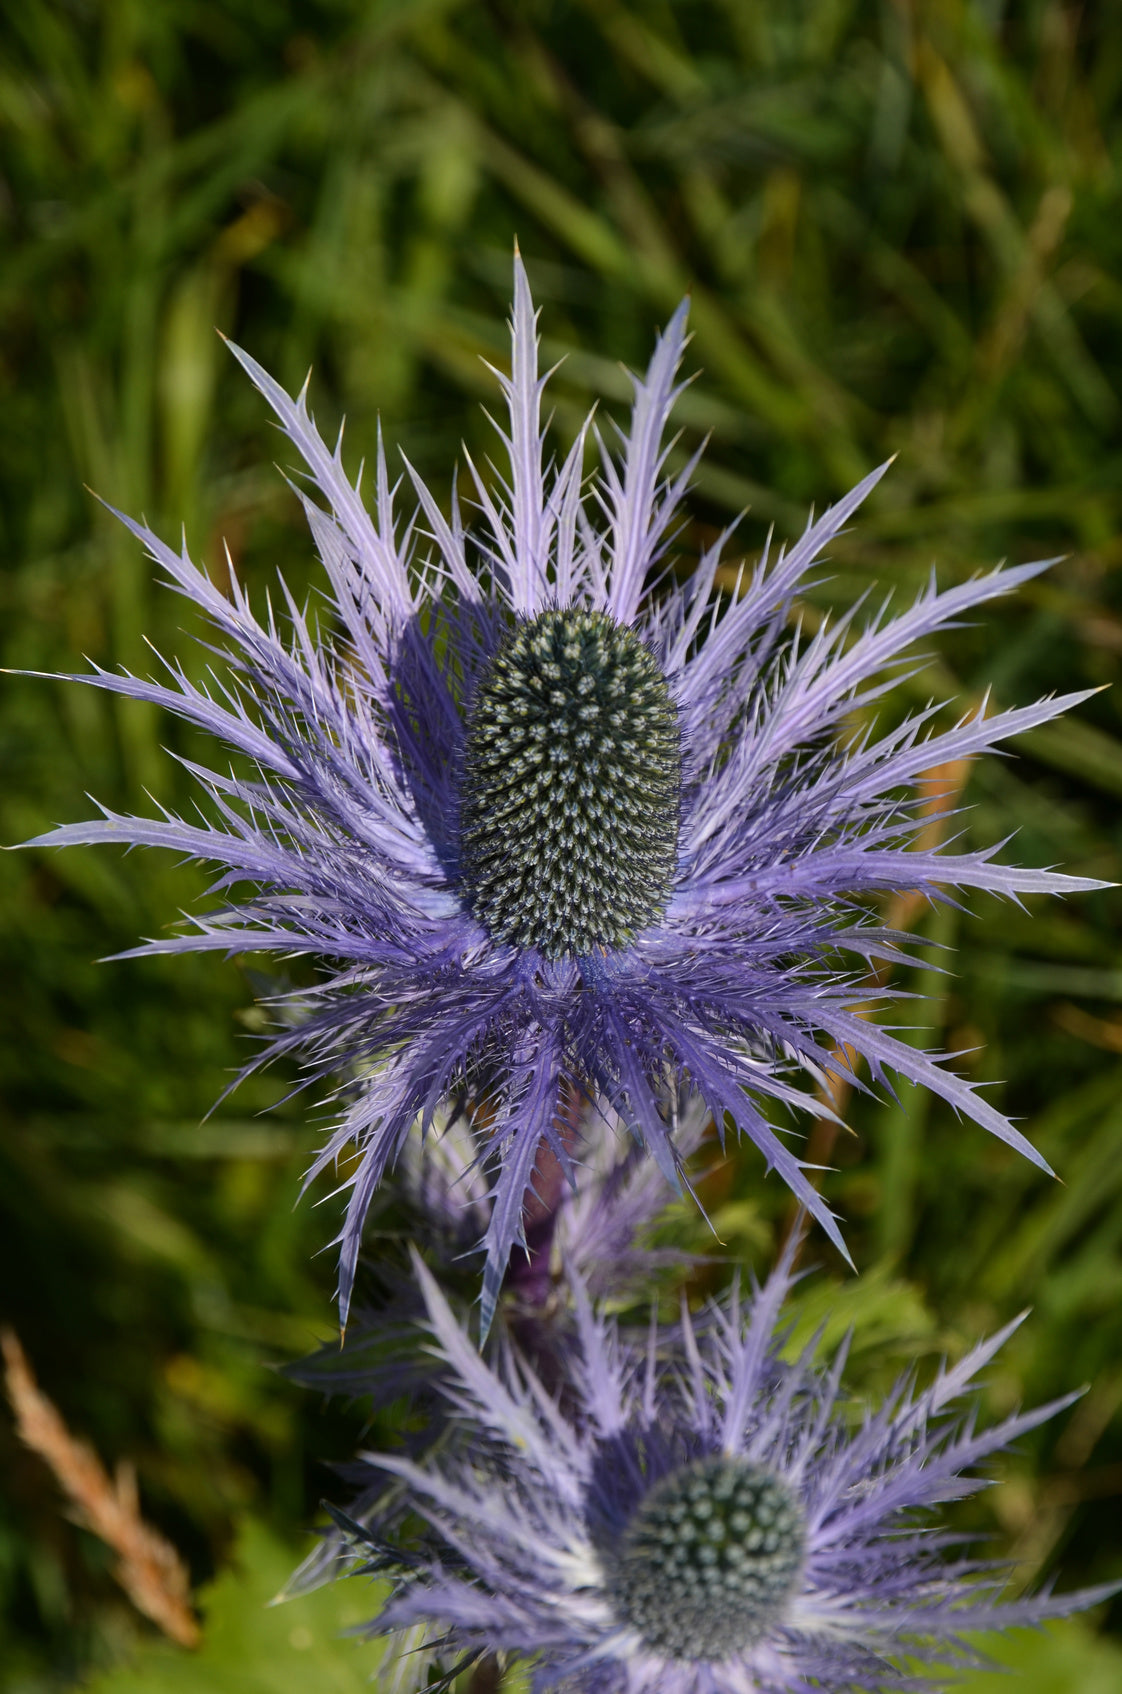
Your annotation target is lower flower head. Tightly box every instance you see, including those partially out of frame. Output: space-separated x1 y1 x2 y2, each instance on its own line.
608 1457 805 1661
347 1245 1117 1694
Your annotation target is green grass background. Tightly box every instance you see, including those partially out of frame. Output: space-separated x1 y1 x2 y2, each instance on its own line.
3 0 1122 1686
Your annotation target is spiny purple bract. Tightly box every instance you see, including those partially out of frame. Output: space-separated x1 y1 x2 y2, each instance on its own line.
339 1249 1115 1693
27 254 1104 1330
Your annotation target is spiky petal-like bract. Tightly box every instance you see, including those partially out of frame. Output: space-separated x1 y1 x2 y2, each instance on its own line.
27 257 1103 1327
349 1250 1116 1694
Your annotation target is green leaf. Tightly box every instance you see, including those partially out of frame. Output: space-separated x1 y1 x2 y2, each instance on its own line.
946 1621 1122 1694
83 1521 388 1693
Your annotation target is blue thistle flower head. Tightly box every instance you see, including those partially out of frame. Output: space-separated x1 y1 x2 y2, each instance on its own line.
349 1247 1118 1693
28 255 1103 1329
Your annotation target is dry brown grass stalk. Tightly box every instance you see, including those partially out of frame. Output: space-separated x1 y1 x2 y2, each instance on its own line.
2 1327 200 1648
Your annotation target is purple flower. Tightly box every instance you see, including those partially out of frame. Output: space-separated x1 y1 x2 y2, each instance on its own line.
27 255 1101 1328
349 1247 1116 1693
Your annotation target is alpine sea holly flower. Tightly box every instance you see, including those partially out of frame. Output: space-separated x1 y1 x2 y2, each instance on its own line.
349 1249 1117 1694
27 255 1102 1329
